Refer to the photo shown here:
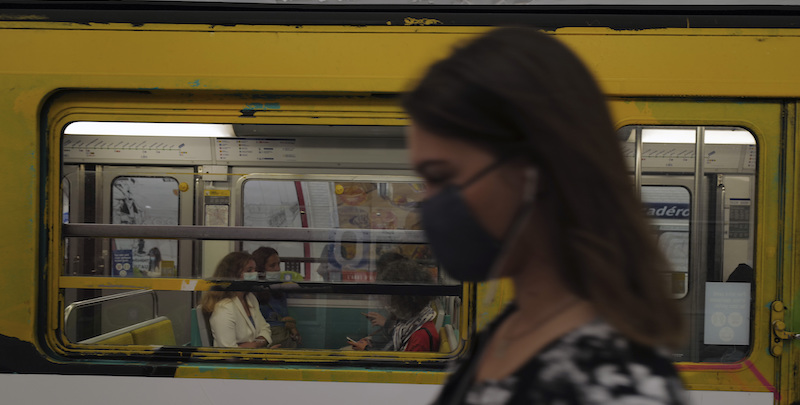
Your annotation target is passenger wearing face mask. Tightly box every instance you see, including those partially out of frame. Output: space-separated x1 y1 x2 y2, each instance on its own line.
405 28 687 405
348 253 439 352
200 251 272 348
253 247 301 348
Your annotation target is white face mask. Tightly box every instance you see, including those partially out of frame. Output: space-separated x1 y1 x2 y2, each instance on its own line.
242 272 259 281
264 272 281 281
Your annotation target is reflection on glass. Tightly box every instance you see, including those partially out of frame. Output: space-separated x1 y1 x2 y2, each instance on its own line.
242 180 432 283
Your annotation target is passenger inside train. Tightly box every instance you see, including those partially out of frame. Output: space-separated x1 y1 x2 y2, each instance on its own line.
348 252 439 352
253 247 301 349
57 118 758 360
201 251 273 348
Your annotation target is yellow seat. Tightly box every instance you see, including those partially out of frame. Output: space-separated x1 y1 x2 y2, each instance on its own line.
130 317 176 346
439 324 458 353
439 327 450 353
80 316 176 346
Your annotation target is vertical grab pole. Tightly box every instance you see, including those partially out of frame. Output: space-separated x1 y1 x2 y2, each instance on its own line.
690 126 706 361
634 126 643 197
714 174 726 281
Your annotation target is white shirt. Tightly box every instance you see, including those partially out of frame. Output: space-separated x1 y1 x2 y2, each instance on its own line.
210 293 272 348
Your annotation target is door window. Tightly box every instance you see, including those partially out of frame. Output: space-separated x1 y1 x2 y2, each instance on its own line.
620 125 756 362
111 176 179 277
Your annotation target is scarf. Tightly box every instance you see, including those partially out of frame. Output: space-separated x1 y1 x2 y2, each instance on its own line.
385 305 437 351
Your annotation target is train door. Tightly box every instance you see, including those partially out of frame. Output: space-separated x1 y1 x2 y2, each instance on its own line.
785 102 800 405
611 99 796 404
62 164 196 344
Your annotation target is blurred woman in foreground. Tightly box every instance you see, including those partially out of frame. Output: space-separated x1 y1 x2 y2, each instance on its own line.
404 27 687 404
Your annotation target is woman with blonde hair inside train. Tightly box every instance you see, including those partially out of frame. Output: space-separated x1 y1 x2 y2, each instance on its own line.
403 27 687 404
201 251 272 348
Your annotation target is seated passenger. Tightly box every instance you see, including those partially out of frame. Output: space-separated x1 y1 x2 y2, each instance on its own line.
146 247 161 277
201 252 272 348
252 246 301 348
349 254 439 352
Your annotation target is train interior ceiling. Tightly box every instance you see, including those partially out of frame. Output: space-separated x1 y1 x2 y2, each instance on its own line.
61 120 756 363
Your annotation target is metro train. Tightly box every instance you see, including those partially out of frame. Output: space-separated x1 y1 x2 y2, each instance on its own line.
1 1 799 404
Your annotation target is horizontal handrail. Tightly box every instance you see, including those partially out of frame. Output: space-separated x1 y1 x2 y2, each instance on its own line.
221 280 462 296
63 224 428 244
281 255 438 266
79 315 169 344
58 276 461 296
64 289 158 326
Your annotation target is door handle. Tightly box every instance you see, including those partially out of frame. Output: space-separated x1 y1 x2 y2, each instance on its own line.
772 320 800 341
770 301 798 356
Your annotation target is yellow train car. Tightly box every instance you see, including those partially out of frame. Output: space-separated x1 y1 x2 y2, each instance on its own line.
0 2 799 404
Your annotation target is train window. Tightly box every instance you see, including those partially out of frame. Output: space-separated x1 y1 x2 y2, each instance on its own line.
111 176 179 278
59 120 460 362
620 125 757 363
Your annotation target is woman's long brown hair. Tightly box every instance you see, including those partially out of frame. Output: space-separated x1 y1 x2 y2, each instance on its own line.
200 251 253 314
403 27 684 348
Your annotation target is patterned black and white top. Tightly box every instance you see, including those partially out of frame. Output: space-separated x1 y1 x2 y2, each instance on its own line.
432 307 688 405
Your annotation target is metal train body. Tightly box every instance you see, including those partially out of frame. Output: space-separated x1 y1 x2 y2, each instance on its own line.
1 2 799 405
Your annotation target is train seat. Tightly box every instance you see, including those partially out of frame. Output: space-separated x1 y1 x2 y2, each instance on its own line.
80 331 135 345
79 316 175 346
190 306 213 346
438 324 458 353
130 316 176 346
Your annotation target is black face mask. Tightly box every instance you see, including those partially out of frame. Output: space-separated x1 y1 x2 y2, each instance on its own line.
421 161 535 282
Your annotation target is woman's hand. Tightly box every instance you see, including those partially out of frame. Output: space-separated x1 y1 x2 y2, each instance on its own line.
364 312 386 327
348 338 371 351
290 328 302 343
283 318 301 343
238 337 268 348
